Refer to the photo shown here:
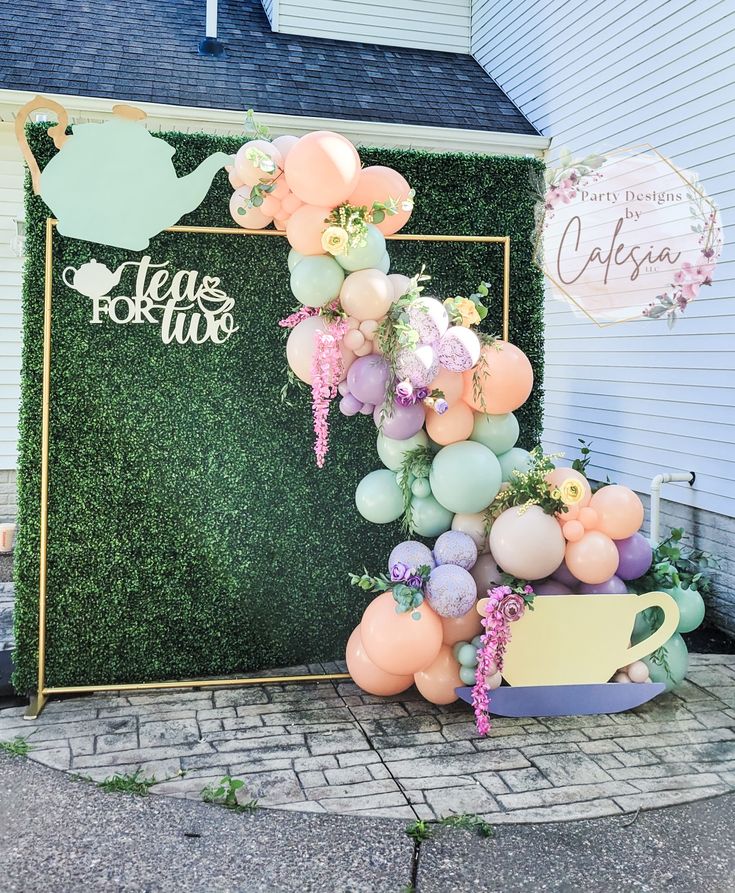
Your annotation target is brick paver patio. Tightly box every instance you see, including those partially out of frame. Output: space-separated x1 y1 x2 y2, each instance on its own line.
1 653 734 823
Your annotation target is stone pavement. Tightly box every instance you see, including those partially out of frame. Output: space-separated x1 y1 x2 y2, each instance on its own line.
1 653 734 824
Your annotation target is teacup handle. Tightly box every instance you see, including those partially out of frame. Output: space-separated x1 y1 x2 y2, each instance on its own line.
62 267 77 289
621 591 680 666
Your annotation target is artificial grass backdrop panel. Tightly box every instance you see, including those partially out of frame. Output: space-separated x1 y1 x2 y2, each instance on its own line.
13 124 544 691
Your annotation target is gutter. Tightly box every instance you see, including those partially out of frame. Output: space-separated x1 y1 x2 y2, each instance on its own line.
0 89 550 157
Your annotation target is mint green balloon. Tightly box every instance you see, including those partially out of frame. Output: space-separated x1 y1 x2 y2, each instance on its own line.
336 224 386 272
457 643 478 668
377 251 391 274
355 469 403 524
643 632 689 692
459 666 477 686
411 494 453 537
670 585 706 634
470 412 519 455
429 442 502 514
288 248 304 271
631 610 656 645
411 477 431 498
497 447 533 483
290 255 345 307
453 641 469 660
376 429 429 471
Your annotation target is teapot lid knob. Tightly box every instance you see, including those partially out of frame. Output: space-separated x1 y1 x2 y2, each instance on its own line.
112 104 147 121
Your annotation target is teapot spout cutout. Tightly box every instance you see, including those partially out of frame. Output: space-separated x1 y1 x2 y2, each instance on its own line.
14 95 232 251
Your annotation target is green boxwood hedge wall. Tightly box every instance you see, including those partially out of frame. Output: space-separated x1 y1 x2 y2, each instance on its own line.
13 123 544 691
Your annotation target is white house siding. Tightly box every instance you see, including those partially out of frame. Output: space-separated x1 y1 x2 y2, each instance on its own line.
273 0 471 53
472 0 735 633
260 0 274 27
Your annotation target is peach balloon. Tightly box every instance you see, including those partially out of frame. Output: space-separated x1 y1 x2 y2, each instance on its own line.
271 134 299 160
489 505 566 580
348 165 413 235
414 644 463 705
271 178 291 200
579 506 599 529
273 217 287 231
441 607 483 646
462 343 534 414
281 192 304 216
589 485 645 540
345 626 413 696
340 269 394 321
261 194 282 218
285 130 361 206
229 188 272 229
360 592 443 676
286 205 332 255
561 503 581 521
430 368 464 406
563 520 585 542
388 273 412 300
234 139 283 187
545 467 592 507
565 530 620 585
343 329 365 351
425 400 474 445
359 319 380 341
286 315 355 384
226 165 245 189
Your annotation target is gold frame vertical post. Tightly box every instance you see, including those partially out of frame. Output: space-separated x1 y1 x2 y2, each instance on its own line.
24 225 511 718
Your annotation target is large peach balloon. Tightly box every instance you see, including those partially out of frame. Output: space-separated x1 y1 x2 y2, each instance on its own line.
589 485 644 540
345 626 413 696
425 400 474 445
565 530 620 585
545 467 592 507
441 607 483 646
414 644 463 705
340 269 394 321
360 592 443 676
229 188 273 229
286 315 355 384
348 166 412 235
462 343 534 413
489 505 566 580
285 131 361 206
234 139 283 187
286 205 332 255
430 368 465 407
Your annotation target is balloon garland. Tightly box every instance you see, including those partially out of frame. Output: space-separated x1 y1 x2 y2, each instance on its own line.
227 121 704 732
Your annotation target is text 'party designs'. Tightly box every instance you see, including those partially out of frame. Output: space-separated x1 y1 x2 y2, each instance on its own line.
534 146 723 327
62 257 239 345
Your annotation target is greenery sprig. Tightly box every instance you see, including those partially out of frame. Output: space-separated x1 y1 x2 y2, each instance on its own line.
488 447 566 521
630 528 719 597
397 445 434 532
348 564 431 616
444 281 491 326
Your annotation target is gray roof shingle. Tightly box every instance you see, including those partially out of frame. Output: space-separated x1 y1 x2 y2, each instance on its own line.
0 0 538 135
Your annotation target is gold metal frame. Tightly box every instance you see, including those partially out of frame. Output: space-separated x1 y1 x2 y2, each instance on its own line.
25 221 511 719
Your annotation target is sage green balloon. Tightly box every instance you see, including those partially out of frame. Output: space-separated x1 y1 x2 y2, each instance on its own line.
643 632 689 692
376 429 429 471
411 477 431 498
670 585 706 634
459 665 477 686
336 224 386 272
411 494 453 537
497 447 533 483
470 412 519 455
290 255 345 307
355 469 403 524
288 248 304 271
429 441 502 514
377 251 391 274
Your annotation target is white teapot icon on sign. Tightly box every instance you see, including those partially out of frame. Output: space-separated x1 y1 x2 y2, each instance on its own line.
62 259 128 299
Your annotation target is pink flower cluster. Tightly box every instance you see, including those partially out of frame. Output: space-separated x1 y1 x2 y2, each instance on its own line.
472 584 531 736
311 319 348 468
545 173 578 210
278 306 320 329
673 254 716 303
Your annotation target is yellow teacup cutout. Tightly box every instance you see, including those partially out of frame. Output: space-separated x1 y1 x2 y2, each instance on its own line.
477 592 679 687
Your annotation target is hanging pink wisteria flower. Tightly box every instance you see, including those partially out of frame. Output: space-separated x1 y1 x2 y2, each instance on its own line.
310 319 348 468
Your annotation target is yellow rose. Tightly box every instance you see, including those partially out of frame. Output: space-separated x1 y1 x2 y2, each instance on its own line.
457 298 481 327
321 226 349 256
550 487 562 501
560 478 585 505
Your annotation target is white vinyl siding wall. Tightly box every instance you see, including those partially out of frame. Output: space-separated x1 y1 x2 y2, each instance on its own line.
0 125 23 471
472 0 735 518
272 0 471 53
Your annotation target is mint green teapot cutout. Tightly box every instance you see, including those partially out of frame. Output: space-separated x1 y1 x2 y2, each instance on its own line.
16 96 233 251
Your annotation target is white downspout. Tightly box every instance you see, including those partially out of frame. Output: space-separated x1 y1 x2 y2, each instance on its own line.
199 0 224 57
649 471 696 546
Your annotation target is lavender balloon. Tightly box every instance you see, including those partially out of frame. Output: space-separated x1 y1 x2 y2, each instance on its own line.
426 564 477 618
388 541 435 575
373 400 425 440
347 355 390 405
339 393 363 416
578 575 629 595
433 531 478 571
551 559 579 589
534 579 574 595
614 533 653 580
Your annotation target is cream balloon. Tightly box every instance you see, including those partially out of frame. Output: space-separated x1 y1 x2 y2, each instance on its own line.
452 512 489 553
234 139 283 187
286 315 354 384
340 269 394 321
489 505 567 580
387 273 411 300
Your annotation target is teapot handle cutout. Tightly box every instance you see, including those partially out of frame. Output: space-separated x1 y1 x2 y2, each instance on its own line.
14 96 70 195
112 104 147 122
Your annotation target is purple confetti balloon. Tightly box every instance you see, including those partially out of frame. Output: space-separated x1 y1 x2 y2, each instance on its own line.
395 344 439 388
433 531 478 570
614 533 653 580
373 400 426 440
406 297 449 344
426 564 477 618
347 355 390 406
436 327 481 373
550 559 579 589
388 541 435 574
578 575 629 595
